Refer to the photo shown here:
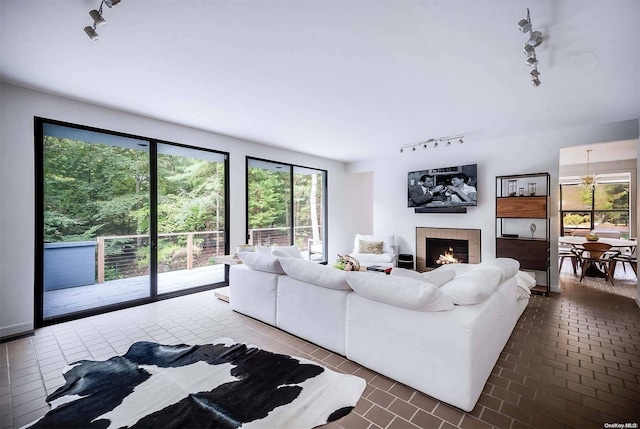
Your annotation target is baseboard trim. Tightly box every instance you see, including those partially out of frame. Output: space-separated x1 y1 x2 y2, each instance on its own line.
0 323 34 342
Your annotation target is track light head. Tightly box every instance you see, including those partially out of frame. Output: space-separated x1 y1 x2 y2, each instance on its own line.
531 77 541 87
423 143 427 149
434 142 438 148
517 18 532 33
84 26 100 41
527 31 543 47
459 138 463 144
529 69 541 78
104 0 121 7
523 44 535 57
412 147 416 152
526 57 538 67
400 148 403 153
89 9 106 26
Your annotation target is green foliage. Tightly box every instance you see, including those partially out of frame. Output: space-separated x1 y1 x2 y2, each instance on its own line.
43 136 226 242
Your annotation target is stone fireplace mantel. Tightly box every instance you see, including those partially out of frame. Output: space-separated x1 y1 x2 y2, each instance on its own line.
416 227 481 272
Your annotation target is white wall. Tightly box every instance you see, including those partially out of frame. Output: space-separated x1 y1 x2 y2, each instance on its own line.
0 83 352 338
346 121 639 294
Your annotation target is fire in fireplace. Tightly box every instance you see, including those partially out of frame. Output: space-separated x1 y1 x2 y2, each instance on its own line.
425 238 469 269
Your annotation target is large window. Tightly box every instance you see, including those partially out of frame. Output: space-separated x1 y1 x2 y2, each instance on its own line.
560 179 630 238
247 158 327 262
36 118 229 325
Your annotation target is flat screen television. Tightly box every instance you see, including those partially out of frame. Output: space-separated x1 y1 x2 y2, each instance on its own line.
407 164 478 211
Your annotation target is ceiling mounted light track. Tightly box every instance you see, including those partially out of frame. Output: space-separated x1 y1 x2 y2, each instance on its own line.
83 0 122 41
517 8 543 87
399 135 465 153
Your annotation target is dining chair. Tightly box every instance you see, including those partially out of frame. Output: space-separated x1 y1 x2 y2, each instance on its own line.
558 244 578 275
576 242 619 285
611 238 637 277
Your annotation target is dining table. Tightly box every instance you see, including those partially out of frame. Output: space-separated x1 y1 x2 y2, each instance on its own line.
558 236 637 278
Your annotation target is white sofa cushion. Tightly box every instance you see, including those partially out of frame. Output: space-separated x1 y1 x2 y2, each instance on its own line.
440 266 502 305
237 252 285 274
279 258 351 290
349 252 397 263
352 234 395 254
390 267 456 287
270 245 304 259
345 272 454 312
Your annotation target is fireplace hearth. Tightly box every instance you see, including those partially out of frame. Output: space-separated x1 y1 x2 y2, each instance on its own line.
416 227 480 272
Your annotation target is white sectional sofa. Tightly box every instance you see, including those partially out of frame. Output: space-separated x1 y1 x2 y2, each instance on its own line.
229 253 529 412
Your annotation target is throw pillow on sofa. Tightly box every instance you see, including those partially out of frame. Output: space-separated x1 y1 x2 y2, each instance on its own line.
352 234 395 254
390 267 456 287
345 272 454 312
238 252 285 274
439 266 502 305
358 240 383 254
270 245 304 259
279 258 351 290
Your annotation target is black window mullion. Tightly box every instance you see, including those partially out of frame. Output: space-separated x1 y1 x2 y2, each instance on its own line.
290 165 295 246
150 141 158 298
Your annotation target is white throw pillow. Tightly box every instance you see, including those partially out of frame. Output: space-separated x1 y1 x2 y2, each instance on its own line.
238 252 285 274
352 234 395 254
271 245 304 259
439 266 502 305
486 258 520 282
345 272 454 312
255 246 272 255
391 267 456 287
279 258 351 290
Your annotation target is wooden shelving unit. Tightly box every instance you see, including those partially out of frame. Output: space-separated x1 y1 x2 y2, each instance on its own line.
496 173 550 296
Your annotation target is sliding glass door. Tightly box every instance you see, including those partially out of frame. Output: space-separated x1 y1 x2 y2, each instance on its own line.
36 119 228 325
247 158 327 261
157 144 226 293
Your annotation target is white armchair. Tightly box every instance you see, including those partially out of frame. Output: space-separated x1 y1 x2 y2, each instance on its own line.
349 234 398 268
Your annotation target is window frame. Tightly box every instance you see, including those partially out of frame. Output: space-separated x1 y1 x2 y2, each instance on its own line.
245 156 328 263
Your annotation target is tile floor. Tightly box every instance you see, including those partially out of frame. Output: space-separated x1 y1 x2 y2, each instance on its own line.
1 265 638 429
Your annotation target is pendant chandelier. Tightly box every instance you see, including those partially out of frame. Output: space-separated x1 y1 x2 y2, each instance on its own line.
579 149 597 189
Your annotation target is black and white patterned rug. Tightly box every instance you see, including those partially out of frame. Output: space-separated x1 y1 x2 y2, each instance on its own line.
23 338 366 429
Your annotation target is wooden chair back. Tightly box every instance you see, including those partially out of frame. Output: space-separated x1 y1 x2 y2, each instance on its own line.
581 242 613 260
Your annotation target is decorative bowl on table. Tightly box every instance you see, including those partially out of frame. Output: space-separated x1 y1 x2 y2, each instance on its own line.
585 234 599 241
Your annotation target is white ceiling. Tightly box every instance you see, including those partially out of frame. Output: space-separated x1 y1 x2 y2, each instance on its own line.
1 1 638 163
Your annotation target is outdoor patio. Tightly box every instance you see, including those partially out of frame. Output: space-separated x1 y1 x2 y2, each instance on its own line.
44 264 225 318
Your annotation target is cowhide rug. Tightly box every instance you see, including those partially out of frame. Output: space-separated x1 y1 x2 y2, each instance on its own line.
23 338 366 429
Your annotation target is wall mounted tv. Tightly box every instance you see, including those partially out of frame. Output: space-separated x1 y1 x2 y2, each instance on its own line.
408 164 478 213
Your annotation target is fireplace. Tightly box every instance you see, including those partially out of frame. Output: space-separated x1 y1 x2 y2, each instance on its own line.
425 238 469 268
416 227 481 272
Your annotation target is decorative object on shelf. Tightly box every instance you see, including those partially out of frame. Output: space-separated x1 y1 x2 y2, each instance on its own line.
579 149 598 189
530 223 536 239
84 0 122 41
528 183 536 196
508 180 518 196
400 135 464 153
518 187 525 196
517 8 543 86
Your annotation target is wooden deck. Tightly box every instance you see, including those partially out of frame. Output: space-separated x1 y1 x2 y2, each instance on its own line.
44 264 225 318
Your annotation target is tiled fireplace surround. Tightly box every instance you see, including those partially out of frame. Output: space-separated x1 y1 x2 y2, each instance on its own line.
416 227 481 272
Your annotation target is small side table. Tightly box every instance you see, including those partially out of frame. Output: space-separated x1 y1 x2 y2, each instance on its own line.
220 255 243 285
398 254 414 269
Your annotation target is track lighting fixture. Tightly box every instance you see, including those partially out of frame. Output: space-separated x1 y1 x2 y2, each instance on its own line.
89 9 106 26
84 0 121 40
399 135 465 154
517 8 543 87
84 26 100 41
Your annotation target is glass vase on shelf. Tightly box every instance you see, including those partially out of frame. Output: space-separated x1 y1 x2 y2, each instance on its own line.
508 180 517 197
528 183 536 196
